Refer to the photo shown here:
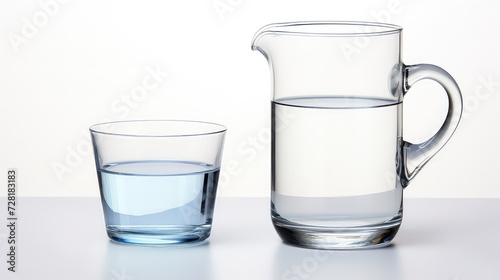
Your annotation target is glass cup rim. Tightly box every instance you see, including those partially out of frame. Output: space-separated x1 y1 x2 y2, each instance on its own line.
89 119 227 138
253 20 402 39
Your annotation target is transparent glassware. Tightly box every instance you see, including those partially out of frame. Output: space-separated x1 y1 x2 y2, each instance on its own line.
90 120 226 245
251 21 462 249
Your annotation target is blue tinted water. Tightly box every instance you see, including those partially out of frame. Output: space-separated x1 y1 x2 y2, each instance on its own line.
97 160 219 245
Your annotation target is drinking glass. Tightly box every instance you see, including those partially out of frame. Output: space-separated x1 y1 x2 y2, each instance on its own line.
90 120 226 245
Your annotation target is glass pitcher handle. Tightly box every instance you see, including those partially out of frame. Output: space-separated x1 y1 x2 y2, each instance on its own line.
401 64 463 187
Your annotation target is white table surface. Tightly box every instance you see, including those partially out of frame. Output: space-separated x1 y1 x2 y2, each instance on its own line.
0 197 499 280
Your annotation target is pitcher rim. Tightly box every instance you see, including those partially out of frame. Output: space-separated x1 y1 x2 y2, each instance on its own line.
252 21 402 49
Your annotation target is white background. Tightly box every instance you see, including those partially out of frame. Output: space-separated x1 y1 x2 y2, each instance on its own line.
1 0 499 198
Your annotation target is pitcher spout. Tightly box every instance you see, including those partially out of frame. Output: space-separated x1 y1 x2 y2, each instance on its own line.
251 22 280 58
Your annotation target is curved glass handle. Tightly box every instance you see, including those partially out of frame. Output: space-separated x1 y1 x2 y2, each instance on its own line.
401 64 463 187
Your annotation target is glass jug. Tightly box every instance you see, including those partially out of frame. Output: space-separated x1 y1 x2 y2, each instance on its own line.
251 21 462 249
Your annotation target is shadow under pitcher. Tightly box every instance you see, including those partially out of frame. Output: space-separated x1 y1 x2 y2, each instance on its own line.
251 21 462 249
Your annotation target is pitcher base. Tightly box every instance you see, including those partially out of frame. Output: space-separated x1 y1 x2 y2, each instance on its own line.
272 219 401 250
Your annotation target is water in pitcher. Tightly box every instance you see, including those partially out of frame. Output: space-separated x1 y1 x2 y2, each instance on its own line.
272 96 403 228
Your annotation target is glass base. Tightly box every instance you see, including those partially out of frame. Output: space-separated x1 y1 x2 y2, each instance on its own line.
106 225 211 246
272 218 401 250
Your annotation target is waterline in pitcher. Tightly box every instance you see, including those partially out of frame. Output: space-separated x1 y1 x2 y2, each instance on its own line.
273 95 401 109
